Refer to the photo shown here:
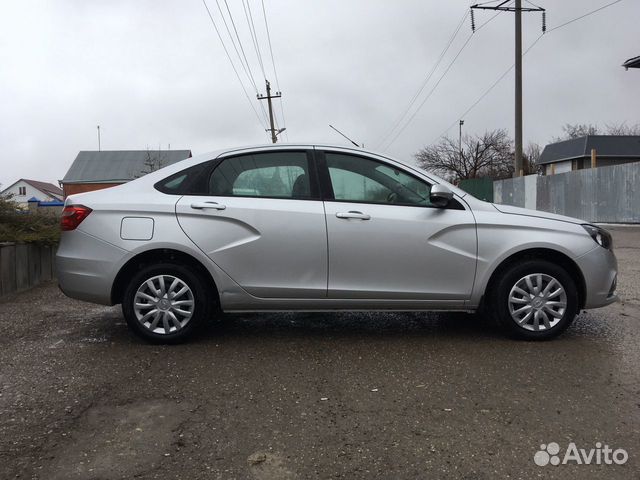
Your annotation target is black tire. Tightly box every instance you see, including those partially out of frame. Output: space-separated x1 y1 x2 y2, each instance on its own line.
122 263 213 344
489 259 578 340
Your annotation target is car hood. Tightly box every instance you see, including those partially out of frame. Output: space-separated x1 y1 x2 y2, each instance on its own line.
492 203 586 225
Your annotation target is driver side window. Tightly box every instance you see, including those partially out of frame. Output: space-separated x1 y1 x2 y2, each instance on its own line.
325 153 431 207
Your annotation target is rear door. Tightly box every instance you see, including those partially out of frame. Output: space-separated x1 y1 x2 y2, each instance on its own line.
318 150 477 304
175 150 327 298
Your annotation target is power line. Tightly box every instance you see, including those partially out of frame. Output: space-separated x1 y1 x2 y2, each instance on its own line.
375 10 469 150
380 7 507 152
431 34 543 144
243 0 267 79
380 6 509 151
211 1 260 96
261 0 281 90
260 0 288 140
242 0 276 136
430 0 625 145
218 0 270 126
213 0 257 91
212 0 270 127
548 0 623 32
525 0 544 10
201 0 268 134
221 0 258 88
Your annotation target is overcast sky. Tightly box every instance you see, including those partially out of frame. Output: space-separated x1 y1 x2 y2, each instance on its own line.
1 0 638 187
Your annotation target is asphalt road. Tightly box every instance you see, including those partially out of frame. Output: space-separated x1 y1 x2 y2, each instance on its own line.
1 227 638 479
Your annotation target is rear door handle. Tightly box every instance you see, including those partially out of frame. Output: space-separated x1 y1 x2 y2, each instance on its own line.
336 211 371 220
190 201 226 211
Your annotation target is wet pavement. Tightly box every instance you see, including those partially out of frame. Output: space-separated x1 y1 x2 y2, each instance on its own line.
0 227 638 479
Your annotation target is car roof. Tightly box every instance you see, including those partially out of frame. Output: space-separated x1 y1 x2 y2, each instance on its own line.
213 142 371 156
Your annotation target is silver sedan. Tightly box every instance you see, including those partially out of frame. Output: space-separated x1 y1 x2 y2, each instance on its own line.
56 144 618 343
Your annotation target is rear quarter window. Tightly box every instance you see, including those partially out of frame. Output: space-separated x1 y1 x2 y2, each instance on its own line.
154 161 216 195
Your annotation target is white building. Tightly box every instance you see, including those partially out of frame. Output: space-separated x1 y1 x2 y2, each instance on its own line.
1 179 64 207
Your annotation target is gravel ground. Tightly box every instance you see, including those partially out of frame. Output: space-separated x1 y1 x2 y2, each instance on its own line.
0 227 638 479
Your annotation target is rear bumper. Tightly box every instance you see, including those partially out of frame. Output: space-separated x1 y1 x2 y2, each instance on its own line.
55 230 127 305
574 245 618 309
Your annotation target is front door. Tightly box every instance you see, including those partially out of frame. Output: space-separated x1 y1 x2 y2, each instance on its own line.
175 150 327 298
320 151 477 304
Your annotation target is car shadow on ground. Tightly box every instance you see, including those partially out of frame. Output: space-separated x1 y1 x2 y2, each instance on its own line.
99 310 507 346
194 311 509 344
101 307 620 348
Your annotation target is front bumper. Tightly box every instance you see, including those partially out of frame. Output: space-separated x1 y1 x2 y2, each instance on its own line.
574 245 618 309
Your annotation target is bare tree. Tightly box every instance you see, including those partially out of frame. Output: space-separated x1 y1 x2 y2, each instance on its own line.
553 122 640 142
553 123 600 142
523 142 541 175
604 122 640 136
133 148 168 178
415 129 514 183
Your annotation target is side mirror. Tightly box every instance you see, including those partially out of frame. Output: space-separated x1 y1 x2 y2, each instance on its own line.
429 184 454 208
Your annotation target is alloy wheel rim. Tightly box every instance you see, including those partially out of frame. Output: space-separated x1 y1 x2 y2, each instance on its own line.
133 275 194 334
508 273 567 331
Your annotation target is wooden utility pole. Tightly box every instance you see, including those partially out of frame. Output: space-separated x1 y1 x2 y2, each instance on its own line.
471 1 545 177
258 80 285 143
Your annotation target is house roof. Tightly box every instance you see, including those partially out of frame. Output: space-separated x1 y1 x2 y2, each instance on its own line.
623 55 640 69
61 150 192 184
539 135 640 165
1 178 63 199
23 179 63 198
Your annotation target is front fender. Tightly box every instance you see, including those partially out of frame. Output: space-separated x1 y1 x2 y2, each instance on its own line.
469 212 594 307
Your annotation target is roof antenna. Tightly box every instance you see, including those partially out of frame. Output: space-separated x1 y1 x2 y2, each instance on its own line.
97 125 101 152
329 125 362 148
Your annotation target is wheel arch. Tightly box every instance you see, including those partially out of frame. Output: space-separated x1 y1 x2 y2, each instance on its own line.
111 248 220 307
483 248 586 310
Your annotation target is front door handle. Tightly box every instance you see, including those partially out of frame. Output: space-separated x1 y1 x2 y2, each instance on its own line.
336 211 371 220
190 201 227 211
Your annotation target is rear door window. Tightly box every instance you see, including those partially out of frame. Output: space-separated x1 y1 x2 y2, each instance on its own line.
209 152 318 199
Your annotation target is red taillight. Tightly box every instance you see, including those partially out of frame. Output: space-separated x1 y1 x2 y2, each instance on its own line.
60 205 92 231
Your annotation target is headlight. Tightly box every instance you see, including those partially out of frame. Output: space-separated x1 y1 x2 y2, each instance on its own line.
582 224 613 250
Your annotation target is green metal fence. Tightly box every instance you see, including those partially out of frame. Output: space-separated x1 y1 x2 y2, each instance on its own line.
458 177 494 201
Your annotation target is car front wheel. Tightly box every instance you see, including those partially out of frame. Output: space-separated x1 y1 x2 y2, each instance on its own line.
122 263 211 343
491 259 578 340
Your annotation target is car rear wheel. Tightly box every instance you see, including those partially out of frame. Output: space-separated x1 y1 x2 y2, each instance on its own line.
122 263 212 343
491 259 578 340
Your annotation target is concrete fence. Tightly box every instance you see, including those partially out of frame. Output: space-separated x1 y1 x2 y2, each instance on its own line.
494 161 640 223
0 243 56 297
